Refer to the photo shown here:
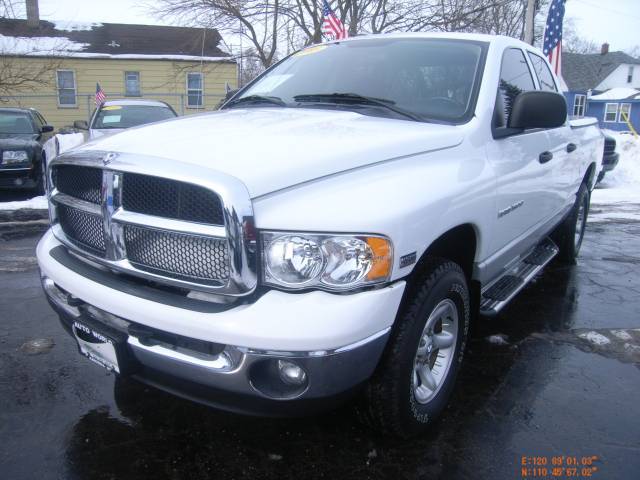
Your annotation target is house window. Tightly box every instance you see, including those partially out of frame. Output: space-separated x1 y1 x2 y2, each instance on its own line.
619 103 631 123
604 103 618 122
125 72 140 96
56 70 77 107
187 72 203 108
627 66 634 84
573 94 586 117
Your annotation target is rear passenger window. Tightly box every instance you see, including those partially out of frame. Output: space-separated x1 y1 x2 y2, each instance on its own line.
528 53 558 92
495 48 535 127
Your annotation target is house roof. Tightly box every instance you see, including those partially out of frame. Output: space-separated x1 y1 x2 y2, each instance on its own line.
0 18 233 62
563 51 640 91
590 87 640 101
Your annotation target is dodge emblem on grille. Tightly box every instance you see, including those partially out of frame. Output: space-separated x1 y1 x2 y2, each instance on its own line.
103 152 118 166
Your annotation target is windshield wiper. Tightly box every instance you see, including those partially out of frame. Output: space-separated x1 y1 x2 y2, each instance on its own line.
225 94 286 108
293 93 423 122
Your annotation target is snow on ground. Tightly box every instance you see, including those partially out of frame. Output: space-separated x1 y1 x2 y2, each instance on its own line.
591 131 640 207
0 196 47 211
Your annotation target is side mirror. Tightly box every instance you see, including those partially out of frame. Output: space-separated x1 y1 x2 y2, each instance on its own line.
41 125 54 133
73 120 89 130
508 91 567 129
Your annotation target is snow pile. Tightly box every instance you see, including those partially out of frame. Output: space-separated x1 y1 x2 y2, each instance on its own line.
0 34 88 55
0 196 47 211
592 131 640 205
590 88 640 101
56 132 86 155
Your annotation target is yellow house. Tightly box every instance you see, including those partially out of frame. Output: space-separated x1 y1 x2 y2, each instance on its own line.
0 15 237 130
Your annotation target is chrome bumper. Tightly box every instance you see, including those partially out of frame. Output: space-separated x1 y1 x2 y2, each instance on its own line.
43 276 390 415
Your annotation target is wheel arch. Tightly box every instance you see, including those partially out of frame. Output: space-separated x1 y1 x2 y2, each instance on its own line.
583 162 597 190
411 223 479 282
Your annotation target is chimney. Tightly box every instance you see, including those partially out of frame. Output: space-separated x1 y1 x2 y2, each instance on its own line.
601 43 610 55
26 0 40 28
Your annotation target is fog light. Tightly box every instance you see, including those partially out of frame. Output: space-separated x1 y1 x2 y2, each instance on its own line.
277 360 307 385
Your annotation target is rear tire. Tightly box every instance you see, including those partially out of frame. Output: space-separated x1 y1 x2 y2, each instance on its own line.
553 182 589 264
357 258 470 437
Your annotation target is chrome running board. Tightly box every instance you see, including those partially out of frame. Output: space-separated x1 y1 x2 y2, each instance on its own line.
480 237 559 316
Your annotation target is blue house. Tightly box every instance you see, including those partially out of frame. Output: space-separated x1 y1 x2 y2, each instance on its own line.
562 44 640 132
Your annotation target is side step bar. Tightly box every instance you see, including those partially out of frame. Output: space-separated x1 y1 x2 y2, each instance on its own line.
480 237 559 316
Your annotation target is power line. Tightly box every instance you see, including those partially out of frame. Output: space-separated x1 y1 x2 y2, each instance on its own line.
572 0 640 21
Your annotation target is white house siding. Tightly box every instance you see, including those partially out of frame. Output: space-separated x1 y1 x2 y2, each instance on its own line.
596 64 640 91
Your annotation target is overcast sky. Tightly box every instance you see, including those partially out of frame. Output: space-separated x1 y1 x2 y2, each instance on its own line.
37 0 640 52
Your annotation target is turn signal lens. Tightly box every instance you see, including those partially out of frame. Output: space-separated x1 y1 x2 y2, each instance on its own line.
365 237 392 281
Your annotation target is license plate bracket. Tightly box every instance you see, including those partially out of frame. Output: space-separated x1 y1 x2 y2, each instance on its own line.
71 318 132 374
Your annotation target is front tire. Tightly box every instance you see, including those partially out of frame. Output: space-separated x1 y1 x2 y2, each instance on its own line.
553 182 590 264
358 258 470 437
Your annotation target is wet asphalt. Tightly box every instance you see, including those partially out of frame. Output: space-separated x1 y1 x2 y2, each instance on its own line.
0 198 639 480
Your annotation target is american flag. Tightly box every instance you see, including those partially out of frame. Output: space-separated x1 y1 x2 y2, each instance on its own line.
95 83 106 106
542 0 566 75
322 0 348 40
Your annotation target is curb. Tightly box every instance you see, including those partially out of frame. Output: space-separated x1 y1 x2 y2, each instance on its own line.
0 209 49 240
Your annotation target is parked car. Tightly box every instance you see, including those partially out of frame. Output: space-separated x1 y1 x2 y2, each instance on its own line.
0 107 54 193
596 134 619 184
46 99 179 160
38 33 603 437
73 99 178 140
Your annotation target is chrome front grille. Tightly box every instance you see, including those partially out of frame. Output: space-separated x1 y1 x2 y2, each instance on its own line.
48 152 257 295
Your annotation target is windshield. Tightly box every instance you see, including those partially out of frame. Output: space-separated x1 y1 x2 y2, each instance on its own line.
235 38 486 122
0 111 36 134
92 105 176 129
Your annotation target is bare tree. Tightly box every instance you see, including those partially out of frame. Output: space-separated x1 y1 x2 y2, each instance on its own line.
562 18 599 54
0 0 23 18
154 0 283 69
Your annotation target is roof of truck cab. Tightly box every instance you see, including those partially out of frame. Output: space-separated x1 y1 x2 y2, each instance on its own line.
328 32 533 49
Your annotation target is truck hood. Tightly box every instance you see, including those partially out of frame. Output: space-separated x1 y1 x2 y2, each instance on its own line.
78 108 464 197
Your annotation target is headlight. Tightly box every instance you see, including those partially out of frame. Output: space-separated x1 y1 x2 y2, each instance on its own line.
2 150 30 165
262 231 392 291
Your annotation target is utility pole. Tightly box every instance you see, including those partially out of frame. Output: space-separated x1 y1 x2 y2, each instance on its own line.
524 0 536 45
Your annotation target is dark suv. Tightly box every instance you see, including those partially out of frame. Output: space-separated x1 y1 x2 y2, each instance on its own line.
0 107 54 194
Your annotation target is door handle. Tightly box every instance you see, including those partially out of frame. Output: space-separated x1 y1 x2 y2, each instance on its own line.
539 151 553 164
566 143 577 153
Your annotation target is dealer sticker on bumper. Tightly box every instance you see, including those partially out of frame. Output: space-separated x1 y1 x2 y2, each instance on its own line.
72 321 120 374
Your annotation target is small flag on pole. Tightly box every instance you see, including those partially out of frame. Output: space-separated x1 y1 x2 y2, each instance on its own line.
542 0 566 76
95 83 106 106
322 0 348 41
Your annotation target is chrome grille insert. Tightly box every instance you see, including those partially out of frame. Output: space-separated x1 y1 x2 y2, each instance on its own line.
124 225 230 284
52 164 102 204
47 151 258 296
122 173 224 225
57 204 106 256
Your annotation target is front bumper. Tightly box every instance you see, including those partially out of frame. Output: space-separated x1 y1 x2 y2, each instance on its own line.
0 167 37 189
37 230 405 415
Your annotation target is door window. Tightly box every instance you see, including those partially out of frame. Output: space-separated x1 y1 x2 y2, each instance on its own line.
527 53 558 92
495 48 535 128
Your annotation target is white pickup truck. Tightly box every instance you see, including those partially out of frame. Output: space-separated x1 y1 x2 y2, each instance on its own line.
37 33 603 436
